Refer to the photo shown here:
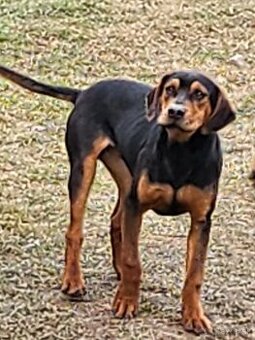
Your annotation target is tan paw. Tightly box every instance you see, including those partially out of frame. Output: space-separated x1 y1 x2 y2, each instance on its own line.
61 272 86 299
182 302 212 335
112 284 139 318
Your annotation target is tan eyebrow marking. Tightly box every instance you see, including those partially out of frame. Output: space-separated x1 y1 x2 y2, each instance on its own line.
190 81 209 95
164 78 180 91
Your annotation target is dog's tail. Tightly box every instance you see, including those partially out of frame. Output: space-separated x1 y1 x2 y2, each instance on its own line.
0 65 80 104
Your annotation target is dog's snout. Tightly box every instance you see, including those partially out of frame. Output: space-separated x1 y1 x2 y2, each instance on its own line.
168 108 185 118
168 104 186 119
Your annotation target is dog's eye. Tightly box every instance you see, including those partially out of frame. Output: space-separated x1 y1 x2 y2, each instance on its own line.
192 90 206 101
165 86 177 97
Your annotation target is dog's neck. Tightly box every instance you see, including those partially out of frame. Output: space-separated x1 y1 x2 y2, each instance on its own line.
165 127 195 144
142 126 221 188
154 126 211 152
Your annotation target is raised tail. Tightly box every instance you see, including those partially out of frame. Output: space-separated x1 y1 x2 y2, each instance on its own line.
0 65 80 103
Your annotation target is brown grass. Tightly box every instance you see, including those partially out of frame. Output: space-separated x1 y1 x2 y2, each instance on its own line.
0 0 254 338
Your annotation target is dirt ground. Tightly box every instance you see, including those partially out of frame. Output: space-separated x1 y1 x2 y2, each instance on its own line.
0 0 254 339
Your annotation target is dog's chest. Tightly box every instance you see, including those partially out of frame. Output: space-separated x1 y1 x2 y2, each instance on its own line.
159 153 194 189
135 132 221 215
137 172 214 216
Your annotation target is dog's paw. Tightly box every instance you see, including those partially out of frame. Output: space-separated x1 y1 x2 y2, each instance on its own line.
61 273 86 300
182 303 212 335
112 285 139 318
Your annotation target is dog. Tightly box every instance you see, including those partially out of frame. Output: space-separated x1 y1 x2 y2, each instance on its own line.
0 65 236 334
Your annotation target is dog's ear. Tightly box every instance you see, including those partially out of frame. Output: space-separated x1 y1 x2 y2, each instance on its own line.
203 87 236 132
145 87 159 121
145 74 173 121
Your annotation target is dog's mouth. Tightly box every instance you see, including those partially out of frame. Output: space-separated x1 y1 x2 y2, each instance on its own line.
160 121 195 133
157 113 197 133
165 123 191 132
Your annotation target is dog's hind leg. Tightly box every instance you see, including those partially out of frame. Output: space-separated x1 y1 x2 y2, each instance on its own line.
100 148 132 280
109 198 122 280
62 134 112 298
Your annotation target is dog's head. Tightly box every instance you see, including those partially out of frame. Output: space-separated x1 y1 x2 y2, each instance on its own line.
146 71 236 142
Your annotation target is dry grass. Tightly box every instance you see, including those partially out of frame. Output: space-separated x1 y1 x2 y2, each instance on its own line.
0 0 254 339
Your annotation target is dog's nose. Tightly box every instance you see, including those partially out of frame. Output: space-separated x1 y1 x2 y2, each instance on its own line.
168 104 186 119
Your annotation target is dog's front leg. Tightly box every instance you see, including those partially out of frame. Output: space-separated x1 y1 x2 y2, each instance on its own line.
181 211 213 334
178 185 216 335
112 196 142 318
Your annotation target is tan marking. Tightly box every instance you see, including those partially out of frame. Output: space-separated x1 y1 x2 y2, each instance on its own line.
190 81 209 96
182 221 211 333
183 81 211 132
70 157 96 223
63 155 96 294
177 184 215 271
179 98 211 132
158 80 212 142
112 205 143 317
137 171 174 210
164 78 180 93
70 135 113 219
179 184 215 333
177 185 215 219
92 135 114 157
158 78 180 125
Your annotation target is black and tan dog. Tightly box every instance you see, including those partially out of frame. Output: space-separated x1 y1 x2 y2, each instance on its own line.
0 65 236 334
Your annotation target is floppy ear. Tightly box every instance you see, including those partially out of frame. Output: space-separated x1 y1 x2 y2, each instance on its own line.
145 87 159 121
204 88 236 132
145 74 173 121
